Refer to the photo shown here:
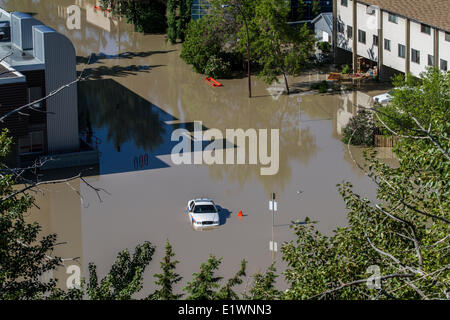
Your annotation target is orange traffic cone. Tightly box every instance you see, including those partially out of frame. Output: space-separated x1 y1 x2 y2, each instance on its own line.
238 210 243 217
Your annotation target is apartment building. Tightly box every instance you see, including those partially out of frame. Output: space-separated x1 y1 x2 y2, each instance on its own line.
333 0 450 79
0 9 79 166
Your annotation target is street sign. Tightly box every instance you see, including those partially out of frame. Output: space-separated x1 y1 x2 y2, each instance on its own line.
269 241 278 252
269 200 278 211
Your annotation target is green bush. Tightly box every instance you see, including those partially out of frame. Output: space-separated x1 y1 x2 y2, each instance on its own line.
317 41 331 53
311 80 329 93
342 109 375 146
342 64 350 74
204 55 232 78
180 17 223 74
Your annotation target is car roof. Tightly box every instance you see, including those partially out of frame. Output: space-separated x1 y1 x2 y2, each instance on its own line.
193 198 214 205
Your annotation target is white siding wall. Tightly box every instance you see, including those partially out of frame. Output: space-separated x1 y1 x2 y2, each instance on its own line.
439 31 450 71
337 0 353 51
335 1 449 77
410 21 434 77
382 12 406 73
356 2 378 62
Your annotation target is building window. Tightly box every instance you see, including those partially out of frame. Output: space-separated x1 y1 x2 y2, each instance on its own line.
347 25 353 39
441 59 448 71
338 22 345 33
421 24 431 35
384 38 391 51
428 55 434 66
358 30 366 44
445 32 450 42
28 87 43 108
341 0 348 7
18 131 44 155
373 35 379 46
388 14 398 24
398 44 406 58
411 49 420 64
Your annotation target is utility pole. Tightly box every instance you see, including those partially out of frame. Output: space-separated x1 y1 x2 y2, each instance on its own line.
269 192 277 260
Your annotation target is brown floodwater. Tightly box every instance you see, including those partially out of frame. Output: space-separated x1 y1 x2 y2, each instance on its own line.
2 0 394 295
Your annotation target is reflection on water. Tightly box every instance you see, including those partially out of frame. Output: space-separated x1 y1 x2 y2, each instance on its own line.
4 0 385 292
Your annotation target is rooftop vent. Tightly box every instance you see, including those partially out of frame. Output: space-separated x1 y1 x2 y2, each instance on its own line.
10 12 43 50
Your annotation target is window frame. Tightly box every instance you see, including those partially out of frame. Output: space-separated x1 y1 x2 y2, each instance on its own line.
398 44 406 58
388 14 398 24
420 24 431 35
441 59 448 71
411 49 420 64
384 38 391 52
358 29 366 44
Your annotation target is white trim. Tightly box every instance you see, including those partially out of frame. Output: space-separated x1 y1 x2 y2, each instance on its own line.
0 61 26 85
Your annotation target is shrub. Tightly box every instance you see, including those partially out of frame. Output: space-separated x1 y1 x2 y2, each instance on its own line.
342 109 375 146
318 82 328 93
180 17 223 74
204 55 232 78
312 80 329 93
317 41 331 53
342 64 350 74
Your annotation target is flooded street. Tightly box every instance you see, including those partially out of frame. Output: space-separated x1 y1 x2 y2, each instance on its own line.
1 0 390 294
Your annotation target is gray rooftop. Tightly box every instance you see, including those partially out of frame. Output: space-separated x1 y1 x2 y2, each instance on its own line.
0 10 44 72
312 12 333 30
0 42 44 71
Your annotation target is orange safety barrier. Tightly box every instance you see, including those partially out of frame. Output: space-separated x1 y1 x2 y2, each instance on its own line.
205 77 223 87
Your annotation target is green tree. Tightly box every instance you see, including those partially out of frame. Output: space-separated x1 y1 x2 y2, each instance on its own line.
149 240 183 300
311 0 321 18
178 0 193 42
0 130 78 299
167 0 178 44
180 16 224 74
184 255 247 300
217 259 247 300
280 68 449 299
184 255 223 300
253 0 316 94
100 0 167 33
342 109 376 146
246 264 281 300
86 241 155 299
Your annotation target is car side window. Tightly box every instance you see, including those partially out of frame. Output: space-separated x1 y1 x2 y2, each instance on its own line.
190 202 195 211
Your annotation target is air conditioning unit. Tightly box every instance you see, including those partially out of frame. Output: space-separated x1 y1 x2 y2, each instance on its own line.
366 6 376 15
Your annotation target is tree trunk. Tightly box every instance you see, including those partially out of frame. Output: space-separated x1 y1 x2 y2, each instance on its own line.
283 72 290 95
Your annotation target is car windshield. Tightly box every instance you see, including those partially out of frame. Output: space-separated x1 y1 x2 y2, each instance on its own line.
388 90 395 96
193 205 217 213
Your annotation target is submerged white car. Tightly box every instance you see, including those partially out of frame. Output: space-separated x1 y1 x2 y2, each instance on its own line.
186 199 220 229
373 89 394 105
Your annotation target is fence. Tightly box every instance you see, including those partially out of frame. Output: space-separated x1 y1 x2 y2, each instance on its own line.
374 135 399 148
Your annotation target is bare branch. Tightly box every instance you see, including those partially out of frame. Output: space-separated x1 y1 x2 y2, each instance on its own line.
310 273 415 299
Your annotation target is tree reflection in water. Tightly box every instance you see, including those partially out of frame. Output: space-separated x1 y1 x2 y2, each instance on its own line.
78 79 171 174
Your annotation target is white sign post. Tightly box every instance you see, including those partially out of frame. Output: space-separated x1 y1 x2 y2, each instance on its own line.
269 241 278 252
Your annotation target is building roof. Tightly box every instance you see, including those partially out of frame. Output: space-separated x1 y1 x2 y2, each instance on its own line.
0 63 16 79
359 0 450 32
312 12 333 29
0 61 25 84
